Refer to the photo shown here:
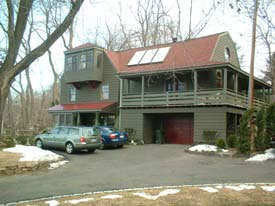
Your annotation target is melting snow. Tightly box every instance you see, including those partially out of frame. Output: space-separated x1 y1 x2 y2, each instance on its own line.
199 187 218 193
189 144 218 152
65 198 94 204
101 195 123 199
239 184 256 190
261 186 275 192
246 149 275 162
45 200 60 206
4 145 63 162
49 160 69 170
224 186 244 191
133 189 180 200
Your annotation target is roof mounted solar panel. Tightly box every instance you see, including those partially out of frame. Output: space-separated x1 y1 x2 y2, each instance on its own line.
128 50 146 66
139 49 158 64
151 47 170 63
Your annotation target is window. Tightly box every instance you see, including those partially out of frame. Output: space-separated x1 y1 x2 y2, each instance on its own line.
72 56 78 71
101 85 109 100
66 114 72 125
224 47 230 62
59 114 65 125
96 53 103 68
59 127 69 135
80 54 86 69
68 128 79 135
70 87 76 102
50 127 60 134
66 56 72 71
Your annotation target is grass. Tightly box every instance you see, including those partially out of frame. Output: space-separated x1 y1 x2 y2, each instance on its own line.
16 185 275 206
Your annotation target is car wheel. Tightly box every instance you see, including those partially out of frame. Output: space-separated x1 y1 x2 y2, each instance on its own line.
99 140 106 150
66 142 75 154
88 149 95 153
35 139 44 149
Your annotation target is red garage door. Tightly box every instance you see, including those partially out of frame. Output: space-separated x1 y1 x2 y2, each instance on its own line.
164 115 194 144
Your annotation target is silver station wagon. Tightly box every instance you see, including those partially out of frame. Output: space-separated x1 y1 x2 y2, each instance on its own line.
35 126 101 154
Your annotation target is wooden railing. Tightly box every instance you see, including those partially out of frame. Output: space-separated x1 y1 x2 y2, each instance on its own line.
121 89 269 108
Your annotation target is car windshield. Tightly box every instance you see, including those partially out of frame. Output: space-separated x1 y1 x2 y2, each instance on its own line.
103 127 118 133
83 128 98 136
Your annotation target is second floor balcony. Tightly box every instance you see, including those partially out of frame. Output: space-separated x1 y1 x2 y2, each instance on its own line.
120 67 271 109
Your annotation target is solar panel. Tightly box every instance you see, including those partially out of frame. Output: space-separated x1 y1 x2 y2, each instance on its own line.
139 49 158 64
127 50 146 66
151 47 170 63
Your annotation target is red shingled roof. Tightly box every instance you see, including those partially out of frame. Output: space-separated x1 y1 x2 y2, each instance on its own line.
105 32 224 74
48 101 117 112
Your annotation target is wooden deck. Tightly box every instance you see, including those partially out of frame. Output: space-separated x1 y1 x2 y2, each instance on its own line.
121 89 268 109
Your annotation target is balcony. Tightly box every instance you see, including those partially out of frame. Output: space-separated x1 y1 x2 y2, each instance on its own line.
122 89 268 109
64 69 102 84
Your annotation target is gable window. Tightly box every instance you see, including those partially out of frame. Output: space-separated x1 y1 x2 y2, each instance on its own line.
70 87 76 102
66 56 72 71
80 54 86 69
101 84 109 100
224 47 230 62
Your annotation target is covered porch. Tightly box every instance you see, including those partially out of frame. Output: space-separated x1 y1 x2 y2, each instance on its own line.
48 101 118 127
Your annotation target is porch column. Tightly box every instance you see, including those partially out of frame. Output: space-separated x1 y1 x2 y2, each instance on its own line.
234 72 238 93
119 78 123 130
95 112 100 126
77 113 80 126
262 86 266 101
223 68 228 102
194 70 197 104
141 75 144 107
127 79 130 95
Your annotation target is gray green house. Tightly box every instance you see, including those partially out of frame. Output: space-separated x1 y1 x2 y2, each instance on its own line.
49 32 271 144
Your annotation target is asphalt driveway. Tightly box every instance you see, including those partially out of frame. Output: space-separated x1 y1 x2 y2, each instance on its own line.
1 144 275 204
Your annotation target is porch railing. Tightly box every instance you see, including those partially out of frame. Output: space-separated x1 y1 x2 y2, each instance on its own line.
121 89 268 108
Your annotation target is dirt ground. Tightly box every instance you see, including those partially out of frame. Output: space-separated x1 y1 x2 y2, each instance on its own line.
0 151 21 168
17 185 275 206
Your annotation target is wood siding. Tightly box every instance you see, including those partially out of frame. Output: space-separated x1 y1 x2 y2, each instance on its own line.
211 32 240 68
121 106 245 143
60 51 119 104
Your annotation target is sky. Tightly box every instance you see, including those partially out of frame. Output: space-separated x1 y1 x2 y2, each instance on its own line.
24 0 274 91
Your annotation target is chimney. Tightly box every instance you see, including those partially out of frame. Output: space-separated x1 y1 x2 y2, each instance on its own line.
172 37 177 43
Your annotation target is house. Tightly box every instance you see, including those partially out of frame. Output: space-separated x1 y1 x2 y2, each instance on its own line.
49 32 271 144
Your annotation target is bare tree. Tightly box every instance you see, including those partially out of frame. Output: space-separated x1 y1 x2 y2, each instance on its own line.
0 0 84 136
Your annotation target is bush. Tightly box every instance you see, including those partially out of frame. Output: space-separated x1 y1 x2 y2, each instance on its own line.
203 130 218 144
216 138 226 149
237 109 254 154
16 136 28 145
265 103 275 148
227 134 237 148
2 136 16 148
255 106 266 151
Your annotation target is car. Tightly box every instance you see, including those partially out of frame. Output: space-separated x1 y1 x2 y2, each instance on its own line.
35 126 102 154
97 126 128 149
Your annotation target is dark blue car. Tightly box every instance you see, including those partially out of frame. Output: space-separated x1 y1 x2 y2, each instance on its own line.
97 127 128 149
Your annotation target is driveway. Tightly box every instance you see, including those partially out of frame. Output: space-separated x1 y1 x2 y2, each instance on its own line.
0 144 275 204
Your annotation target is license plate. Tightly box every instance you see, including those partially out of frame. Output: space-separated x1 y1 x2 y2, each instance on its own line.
91 139 97 142
120 135 124 138
112 139 118 141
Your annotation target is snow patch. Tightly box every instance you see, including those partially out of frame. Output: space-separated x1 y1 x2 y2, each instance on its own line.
188 144 218 152
49 160 69 170
101 194 123 199
133 189 180 200
45 200 60 206
4 145 63 162
224 186 244 191
65 198 94 204
239 184 256 190
246 149 275 162
261 186 275 192
215 185 223 189
199 187 218 193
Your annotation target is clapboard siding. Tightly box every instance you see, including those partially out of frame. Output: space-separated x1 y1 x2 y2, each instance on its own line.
121 106 245 143
211 32 240 68
60 51 119 104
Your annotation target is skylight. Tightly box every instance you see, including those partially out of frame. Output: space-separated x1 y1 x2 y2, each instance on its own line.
127 50 146 66
151 47 170 63
139 49 158 64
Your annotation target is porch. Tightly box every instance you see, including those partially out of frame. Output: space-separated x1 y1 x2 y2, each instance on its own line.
120 67 271 109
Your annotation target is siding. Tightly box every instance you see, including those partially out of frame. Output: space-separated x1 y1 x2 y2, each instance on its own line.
60 50 119 104
121 106 245 143
211 33 240 68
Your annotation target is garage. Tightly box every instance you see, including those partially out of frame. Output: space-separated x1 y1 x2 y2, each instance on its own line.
164 115 194 144
143 113 194 145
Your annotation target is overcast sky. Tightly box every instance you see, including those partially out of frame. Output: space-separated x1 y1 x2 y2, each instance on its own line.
28 0 274 91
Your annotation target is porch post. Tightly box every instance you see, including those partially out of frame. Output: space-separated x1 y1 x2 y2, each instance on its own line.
223 68 228 102
119 78 123 130
194 70 197 104
95 112 100 126
234 72 238 93
127 79 130 95
141 75 144 107
262 86 265 101
77 113 80 126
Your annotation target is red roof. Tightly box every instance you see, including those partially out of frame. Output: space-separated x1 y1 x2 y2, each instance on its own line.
48 101 117 112
104 32 224 74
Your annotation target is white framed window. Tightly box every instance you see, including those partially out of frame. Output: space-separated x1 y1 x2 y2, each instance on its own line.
101 85 109 100
80 54 86 69
66 56 72 71
224 47 230 62
70 87 76 102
